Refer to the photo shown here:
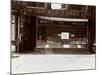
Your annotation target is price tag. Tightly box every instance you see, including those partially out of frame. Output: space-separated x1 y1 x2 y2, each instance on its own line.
61 32 69 39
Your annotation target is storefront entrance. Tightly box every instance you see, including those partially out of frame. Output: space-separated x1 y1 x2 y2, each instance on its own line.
18 16 36 53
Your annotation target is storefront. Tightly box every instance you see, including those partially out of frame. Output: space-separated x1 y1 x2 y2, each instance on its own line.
11 1 96 54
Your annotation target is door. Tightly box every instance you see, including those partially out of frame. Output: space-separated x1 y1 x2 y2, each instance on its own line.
19 16 36 53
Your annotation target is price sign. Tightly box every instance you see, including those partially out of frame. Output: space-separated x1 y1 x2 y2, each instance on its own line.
61 32 69 39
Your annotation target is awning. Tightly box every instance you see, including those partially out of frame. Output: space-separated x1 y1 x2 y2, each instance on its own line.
38 16 88 22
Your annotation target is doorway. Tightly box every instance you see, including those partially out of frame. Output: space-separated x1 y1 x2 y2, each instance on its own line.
19 16 36 53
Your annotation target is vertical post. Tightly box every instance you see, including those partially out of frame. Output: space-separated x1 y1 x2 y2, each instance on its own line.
35 16 37 52
88 6 96 54
15 15 18 53
16 15 21 53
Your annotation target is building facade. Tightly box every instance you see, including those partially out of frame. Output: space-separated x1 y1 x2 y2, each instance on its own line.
11 1 96 54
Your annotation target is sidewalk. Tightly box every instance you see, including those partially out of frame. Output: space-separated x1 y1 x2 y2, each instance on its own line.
12 54 95 74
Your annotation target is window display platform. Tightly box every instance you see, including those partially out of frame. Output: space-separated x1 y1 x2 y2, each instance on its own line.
34 48 89 54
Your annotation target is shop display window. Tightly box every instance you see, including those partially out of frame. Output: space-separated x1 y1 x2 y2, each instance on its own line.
36 18 88 49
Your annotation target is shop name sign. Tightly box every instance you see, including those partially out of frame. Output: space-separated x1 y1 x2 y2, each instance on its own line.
23 8 88 19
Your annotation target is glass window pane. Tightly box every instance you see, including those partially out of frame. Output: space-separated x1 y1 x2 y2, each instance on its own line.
36 17 88 48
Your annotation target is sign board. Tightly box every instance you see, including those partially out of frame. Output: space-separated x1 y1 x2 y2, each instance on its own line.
61 32 69 39
51 3 62 9
23 8 88 19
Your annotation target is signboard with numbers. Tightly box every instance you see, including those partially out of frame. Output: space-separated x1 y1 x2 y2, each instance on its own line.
22 8 88 19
